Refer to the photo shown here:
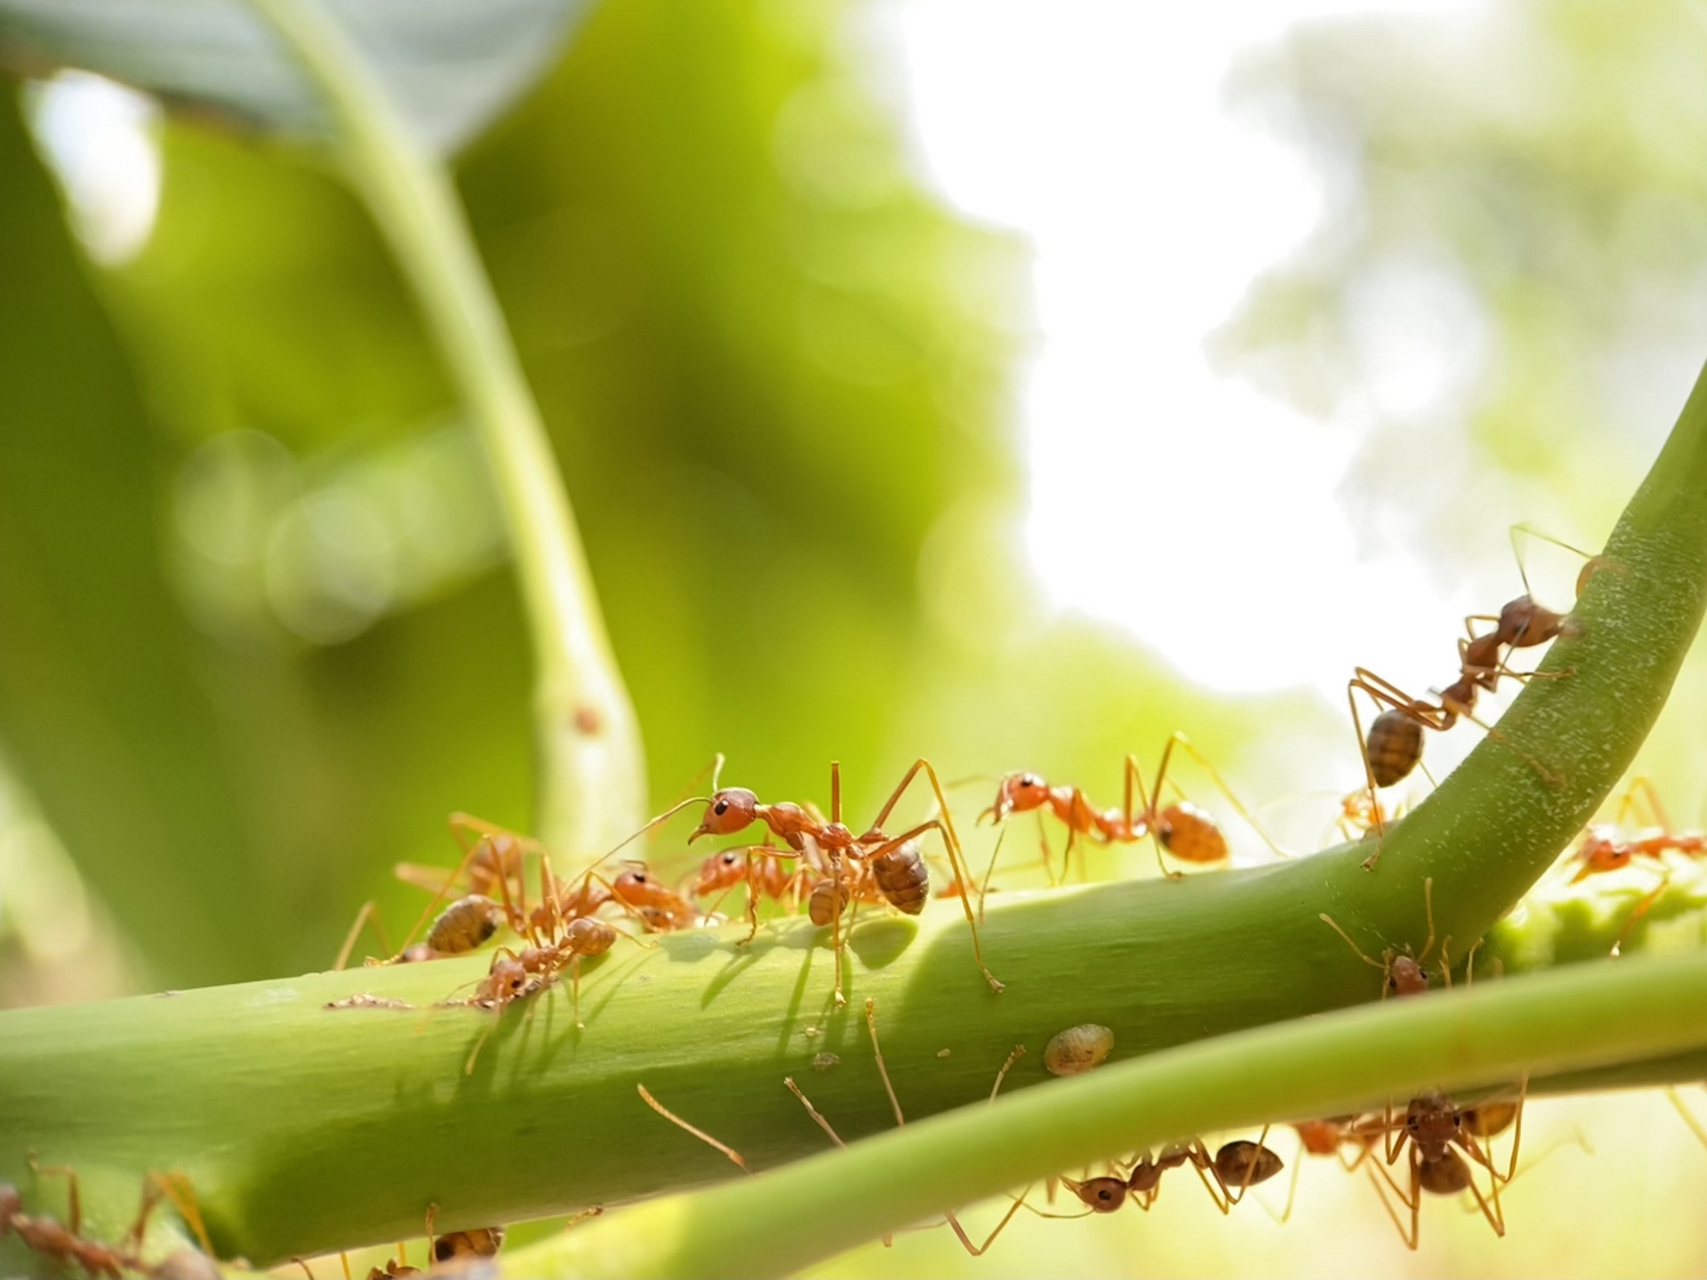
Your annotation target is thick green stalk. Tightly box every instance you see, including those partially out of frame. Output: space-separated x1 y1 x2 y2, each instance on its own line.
243 0 645 854
503 949 1707 1278
1 364 1705 1269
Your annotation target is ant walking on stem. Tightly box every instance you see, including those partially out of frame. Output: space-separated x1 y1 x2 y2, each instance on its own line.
1364 1086 1524 1250
1348 526 1588 865
617 754 1001 1003
1566 777 1707 955
980 732 1283 882
1319 877 1450 999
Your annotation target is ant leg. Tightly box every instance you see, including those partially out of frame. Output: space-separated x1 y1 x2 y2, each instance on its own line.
784 1077 847 1147
464 1011 504 1077
1492 1076 1528 1189
292 1259 315 1279
1624 776 1672 830
1363 1152 1420 1251
1419 877 1437 966
1666 1086 1707 1153
865 998 907 1129
1034 815 1057 890
827 847 847 1009
1157 732 1290 860
976 824 1008 925
1459 1156 1507 1238
1185 1143 1230 1215
150 1171 215 1258
333 901 390 971
1278 1140 1305 1224
864 816 1003 993
1319 913 1394 995
571 957 585 1030
740 849 764 944
27 1156 81 1234
1612 868 1673 958
1122 753 1178 880
1225 1125 1272 1206
866 758 1001 987
943 1196 1029 1256
637 1085 749 1172
989 1044 1027 1103
120 1179 164 1253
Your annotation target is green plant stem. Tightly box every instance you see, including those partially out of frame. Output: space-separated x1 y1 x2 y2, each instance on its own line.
2 369 1705 1269
0 869 1698 1272
502 949 1707 1279
243 0 645 855
0 374 1699 1280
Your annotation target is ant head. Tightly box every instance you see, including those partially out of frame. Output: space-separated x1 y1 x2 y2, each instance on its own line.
986 772 1049 823
491 960 529 999
613 866 654 893
692 847 749 894
1405 1090 1459 1145
1387 953 1429 997
1573 828 1631 880
1068 1176 1128 1213
691 789 759 841
1499 595 1565 648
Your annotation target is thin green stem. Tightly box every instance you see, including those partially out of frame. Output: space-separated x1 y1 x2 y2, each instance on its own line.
244 0 645 855
503 950 1707 1279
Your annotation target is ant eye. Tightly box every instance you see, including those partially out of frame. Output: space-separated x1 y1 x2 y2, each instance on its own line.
722 853 738 865
714 801 728 815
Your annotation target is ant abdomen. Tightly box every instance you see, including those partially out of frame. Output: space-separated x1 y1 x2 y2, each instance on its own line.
425 895 504 956
1365 709 1425 787
1156 802 1227 864
808 877 849 927
871 842 928 914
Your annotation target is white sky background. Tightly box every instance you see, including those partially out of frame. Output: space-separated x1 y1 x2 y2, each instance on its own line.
875 0 1497 700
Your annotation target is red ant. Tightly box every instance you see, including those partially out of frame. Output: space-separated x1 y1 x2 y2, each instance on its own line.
1569 778 1705 881
980 732 1282 882
1364 1086 1523 1250
1061 1133 1283 1216
688 841 825 943
2 1164 217 1280
1565 778 1706 955
1349 529 1587 861
626 755 1000 1001
1319 877 1448 998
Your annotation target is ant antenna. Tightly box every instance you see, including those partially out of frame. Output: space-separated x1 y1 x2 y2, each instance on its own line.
637 1084 749 1172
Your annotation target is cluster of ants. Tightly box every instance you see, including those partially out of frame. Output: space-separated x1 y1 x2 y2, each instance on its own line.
634 990 1532 1258
13 525 1707 1276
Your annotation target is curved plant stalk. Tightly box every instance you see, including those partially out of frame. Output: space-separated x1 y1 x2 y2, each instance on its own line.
1 364 1706 1269
244 0 645 855
503 949 1707 1279
1 881 1701 1277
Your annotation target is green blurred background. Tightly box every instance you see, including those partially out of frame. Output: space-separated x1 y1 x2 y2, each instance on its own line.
2 0 1706 1274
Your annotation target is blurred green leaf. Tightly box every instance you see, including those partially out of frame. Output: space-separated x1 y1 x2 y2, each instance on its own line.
0 0 595 151
0 90 268 985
